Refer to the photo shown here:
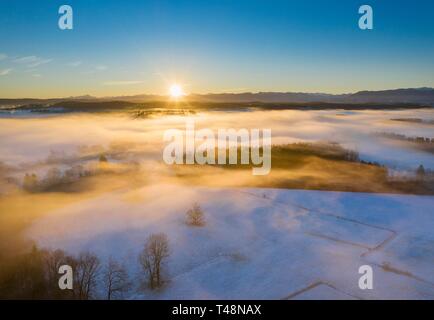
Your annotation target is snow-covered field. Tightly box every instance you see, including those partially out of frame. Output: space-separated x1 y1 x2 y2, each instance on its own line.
1 108 432 299
26 185 434 300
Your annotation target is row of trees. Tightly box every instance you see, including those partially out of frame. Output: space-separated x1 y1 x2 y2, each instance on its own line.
23 165 90 192
378 132 434 145
0 246 117 299
0 239 161 299
22 154 110 192
0 204 205 299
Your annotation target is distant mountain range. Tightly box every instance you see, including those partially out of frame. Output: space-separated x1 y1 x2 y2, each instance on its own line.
1 88 434 106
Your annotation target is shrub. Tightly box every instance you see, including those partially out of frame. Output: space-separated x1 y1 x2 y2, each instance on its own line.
186 203 205 227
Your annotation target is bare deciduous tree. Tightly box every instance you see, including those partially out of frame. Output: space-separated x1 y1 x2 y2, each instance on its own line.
103 257 130 300
45 249 67 282
75 252 101 299
138 233 170 289
186 203 205 227
44 249 74 298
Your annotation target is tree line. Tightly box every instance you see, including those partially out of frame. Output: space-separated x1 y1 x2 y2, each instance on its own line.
0 204 206 299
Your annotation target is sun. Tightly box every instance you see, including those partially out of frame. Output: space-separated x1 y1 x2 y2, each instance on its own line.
169 84 184 98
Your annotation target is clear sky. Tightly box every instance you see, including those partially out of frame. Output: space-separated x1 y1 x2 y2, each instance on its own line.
0 0 433 98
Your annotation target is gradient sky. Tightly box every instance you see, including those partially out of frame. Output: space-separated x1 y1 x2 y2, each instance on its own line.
0 0 433 98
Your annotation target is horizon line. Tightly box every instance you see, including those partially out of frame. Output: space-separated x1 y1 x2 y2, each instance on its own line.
1 87 433 100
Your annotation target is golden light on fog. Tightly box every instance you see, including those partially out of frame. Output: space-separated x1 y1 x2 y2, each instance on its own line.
169 84 184 98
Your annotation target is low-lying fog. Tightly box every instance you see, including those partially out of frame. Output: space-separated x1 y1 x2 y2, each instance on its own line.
0 108 433 171
1 108 433 299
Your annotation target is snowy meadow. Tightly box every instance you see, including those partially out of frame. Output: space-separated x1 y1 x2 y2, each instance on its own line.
0 108 433 299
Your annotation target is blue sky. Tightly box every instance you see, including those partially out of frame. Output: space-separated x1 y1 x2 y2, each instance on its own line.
0 0 433 98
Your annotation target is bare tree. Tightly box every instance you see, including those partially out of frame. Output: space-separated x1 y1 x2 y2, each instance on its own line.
45 249 69 298
75 252 101 299
186 203 205 227
45 249 66 283
139 233 170 289
103 257 130 300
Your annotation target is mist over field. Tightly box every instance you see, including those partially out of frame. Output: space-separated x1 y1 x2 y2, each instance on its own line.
1 108 433 169
0 107 433 299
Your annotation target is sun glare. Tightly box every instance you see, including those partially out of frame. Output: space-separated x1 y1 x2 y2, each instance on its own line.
169 84 184 98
